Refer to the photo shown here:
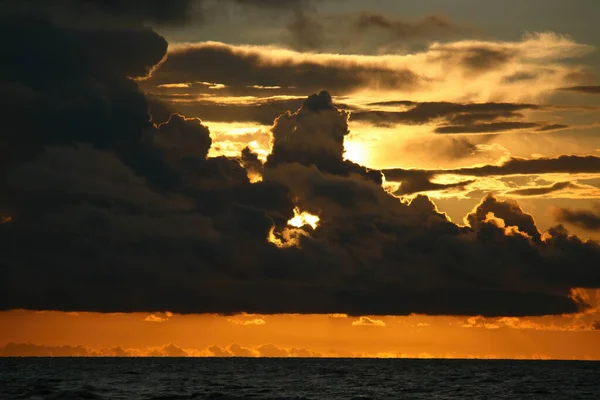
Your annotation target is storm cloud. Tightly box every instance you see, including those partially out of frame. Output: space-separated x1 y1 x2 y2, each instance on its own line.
383 155 600 182
141 41 420 97
6 0 197 25
1 0 600 318
139 32 592 105
555 204 600 232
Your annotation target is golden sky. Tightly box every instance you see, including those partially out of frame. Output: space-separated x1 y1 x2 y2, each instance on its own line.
2 307 600 359
1 0 600 359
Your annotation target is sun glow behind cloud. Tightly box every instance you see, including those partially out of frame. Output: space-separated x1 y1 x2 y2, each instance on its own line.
288 208 320 229
267 208 320 248
343 139 369 166
5 0 600 362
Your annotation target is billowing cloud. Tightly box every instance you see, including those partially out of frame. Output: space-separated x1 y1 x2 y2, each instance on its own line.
147 96 310 126
149 96 560 136
142 41 420 97
555 204 600 231
2 1 600 319
143 33 593 103
467 195 542 241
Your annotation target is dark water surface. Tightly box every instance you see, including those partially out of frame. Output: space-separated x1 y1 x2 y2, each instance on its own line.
1 358 599 399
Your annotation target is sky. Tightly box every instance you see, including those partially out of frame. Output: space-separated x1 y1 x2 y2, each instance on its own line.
1 0 600 359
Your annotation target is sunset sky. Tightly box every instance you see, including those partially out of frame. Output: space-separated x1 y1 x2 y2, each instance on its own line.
1 0 600 359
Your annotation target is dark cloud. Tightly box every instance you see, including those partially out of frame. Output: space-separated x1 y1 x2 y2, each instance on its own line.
384 155 600 181
219 3 465 51
594 321 600 330
449 155 600 176
6 0 197 25
435 121 540 134
287 9 324 51
507 182 576 197
459 47 515 71
141 42 420 96
348 101 567 134
265 90 382 184
388 170 474 196
3 86 600 316
555 204 600 232
241 147 264 181
430 44 517 72
536 124 569 132
434 121 567 134
466 195 542 242
356 12 461 38
559 86 600 94
147 96 309 125
383 156 600 200
148 96 548 135
503 72 539 83
225 0 326 51
154 114 212 159
2 1 600 318
229 0 312 8
350 101 539 129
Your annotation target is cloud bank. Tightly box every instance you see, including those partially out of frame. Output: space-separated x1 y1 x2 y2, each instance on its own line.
1 1 600 318
144 33 593 103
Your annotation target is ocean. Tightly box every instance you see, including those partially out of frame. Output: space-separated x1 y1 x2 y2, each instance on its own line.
1 358 599 399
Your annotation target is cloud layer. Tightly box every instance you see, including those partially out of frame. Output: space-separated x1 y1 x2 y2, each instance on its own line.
143 33 593 103
1 1 600 318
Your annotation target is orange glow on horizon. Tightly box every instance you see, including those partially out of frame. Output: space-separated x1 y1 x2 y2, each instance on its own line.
1 310 600 360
